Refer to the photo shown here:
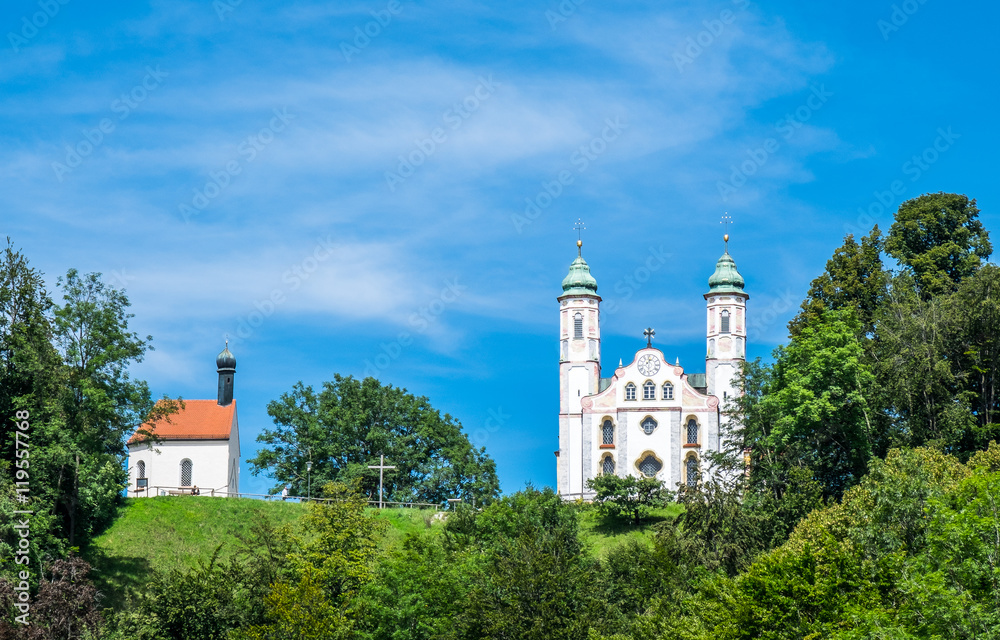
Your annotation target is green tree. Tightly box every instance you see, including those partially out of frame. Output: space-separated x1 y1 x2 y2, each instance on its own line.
448 488 601 640
885 192 992 298
788 226 888 339
51 268 178 544
356 533 474 640
0 241 69 568
704 447 1000 640
586 474 670 526
734 310 875 499
250 375 499 506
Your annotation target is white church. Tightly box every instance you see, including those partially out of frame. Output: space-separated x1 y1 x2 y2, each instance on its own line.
127 344 241 497
557 234 748 498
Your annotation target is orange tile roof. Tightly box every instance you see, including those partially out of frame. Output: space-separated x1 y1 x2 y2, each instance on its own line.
128 399 236 445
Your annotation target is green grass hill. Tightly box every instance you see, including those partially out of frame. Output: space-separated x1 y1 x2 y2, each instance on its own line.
85 496 680 607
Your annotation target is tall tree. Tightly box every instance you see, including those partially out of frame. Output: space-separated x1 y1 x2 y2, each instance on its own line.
734 310 875 500
874 267 1000 458
885 192 992 298
788 226 887 339
51 269 170 544
954 265 1000 443
0 240 68 566
251 375 500 506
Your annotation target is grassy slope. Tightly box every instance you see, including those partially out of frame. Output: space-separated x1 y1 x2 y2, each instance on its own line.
578 503 684 556
85 497 437 605
87 497 679 606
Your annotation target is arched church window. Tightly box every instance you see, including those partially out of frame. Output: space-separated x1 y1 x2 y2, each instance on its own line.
686 457 699 486
625 383 636 401
602 419 614 445
180 459 193 487
686 418 699 444
641 416 657 435
602 455 615 475
643 380 656 400
638 454 663 477
137 460 146 479
721 309 730 333
662 382 674 400
574 313 583 339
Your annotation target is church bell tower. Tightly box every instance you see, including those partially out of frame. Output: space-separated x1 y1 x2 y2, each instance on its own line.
217 341 236 406
704 232 748 406
557 238 601 496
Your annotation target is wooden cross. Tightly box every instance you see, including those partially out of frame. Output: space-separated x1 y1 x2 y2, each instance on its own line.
644 327 655 347
367 454 396 509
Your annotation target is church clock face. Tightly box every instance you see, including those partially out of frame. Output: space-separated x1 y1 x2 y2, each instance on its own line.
637 354 660 376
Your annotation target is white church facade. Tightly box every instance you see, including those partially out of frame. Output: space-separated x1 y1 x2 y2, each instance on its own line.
557 236 748 498
127 344 241 497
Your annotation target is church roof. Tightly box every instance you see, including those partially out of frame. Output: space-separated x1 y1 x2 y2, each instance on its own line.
708 249 746 294
560 241 599 296
127 399 236 445
216 344 236 370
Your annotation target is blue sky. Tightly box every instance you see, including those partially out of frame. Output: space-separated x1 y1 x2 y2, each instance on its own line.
3 0 997 495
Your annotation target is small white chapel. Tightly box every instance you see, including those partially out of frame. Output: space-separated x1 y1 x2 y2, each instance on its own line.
127 344 241 497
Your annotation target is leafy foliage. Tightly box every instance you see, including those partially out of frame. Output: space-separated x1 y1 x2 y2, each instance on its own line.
250 375 499 506
0 555 102 640
586 473 671 525
885 192 992 298
788 226 887 338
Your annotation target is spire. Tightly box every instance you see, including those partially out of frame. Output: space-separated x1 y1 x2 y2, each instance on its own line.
561 221 599 296
216 342 236 406
708 216 746 294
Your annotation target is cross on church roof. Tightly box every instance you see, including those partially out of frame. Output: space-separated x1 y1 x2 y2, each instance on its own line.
574 218 586 255
644 327 655 347
721 213 733 249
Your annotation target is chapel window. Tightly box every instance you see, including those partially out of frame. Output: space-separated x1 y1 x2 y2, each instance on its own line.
662 382 674 400
686 457 699 487
625 383 636 401
721 309 730 333
602 455 615 475
641 416 658 435
602 419 614 445
687 418 699 444
180 459 193 487
638 454 663 477
137 460 146 479
574 313 583 339
643 380 656 400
